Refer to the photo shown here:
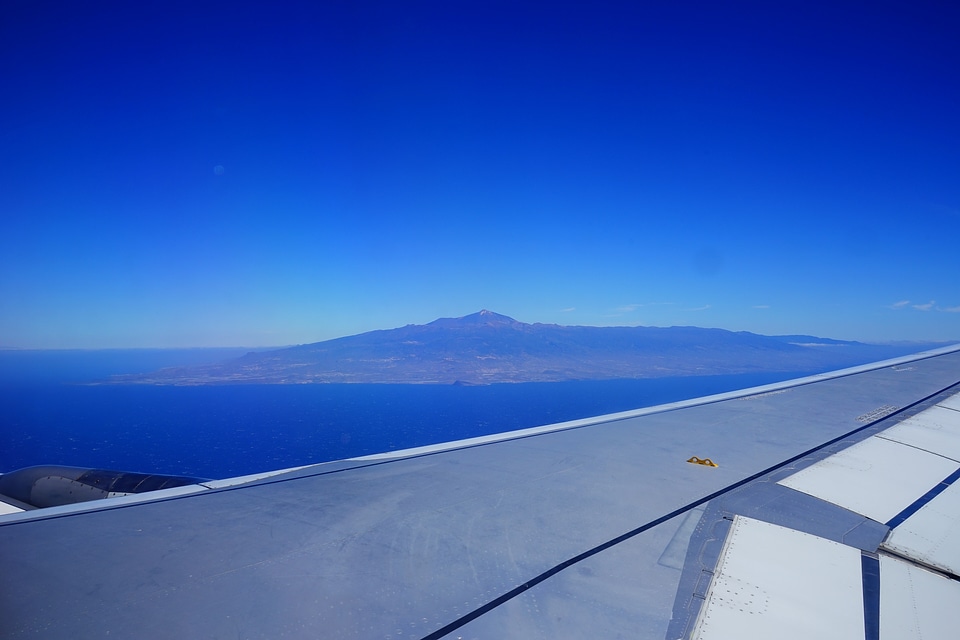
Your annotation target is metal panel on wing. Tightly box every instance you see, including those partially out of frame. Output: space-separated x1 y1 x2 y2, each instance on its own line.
882 480 960 575
690 516 863 640
879 554 960 639
778 434 959 524
876 400 960 462
938 393 960 412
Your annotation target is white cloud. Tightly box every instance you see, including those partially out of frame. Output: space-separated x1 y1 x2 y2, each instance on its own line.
615 304 641 313
605 301 677 317
688 304 712 312
560 307 576 312
889 299 960 312
752 304 770 309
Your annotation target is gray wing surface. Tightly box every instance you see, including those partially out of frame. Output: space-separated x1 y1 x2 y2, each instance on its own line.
2 346 960 639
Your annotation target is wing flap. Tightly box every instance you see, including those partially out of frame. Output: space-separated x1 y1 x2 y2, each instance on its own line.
690 516 864 640
879 555 960 639
778 435 959 524
883 480 960 576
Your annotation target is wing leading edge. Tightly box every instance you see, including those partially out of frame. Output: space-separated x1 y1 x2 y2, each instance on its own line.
1 345 959 639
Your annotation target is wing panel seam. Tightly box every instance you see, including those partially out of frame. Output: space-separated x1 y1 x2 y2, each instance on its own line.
885 467 960 529
873 434 960 463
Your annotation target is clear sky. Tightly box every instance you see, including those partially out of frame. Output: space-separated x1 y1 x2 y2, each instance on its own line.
2 1 958 348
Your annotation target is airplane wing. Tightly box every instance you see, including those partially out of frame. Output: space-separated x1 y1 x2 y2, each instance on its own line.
2 345 959 639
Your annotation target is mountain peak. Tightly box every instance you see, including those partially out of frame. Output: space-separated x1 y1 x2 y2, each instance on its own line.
470 309 519 323
427 310 522 328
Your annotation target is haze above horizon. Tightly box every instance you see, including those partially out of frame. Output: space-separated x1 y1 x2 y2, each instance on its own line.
2 2 958 349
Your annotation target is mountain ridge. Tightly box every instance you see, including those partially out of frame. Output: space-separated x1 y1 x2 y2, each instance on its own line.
106 311 946 385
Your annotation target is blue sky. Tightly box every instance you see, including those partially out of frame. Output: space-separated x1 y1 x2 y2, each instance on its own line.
2 1 958 348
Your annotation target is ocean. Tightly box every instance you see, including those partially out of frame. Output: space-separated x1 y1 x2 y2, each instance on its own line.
0 349 816 479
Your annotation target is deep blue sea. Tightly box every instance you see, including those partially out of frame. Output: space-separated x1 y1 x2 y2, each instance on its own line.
0 349 816 479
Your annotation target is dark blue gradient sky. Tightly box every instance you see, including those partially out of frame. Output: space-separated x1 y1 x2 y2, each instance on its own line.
2 1 958 347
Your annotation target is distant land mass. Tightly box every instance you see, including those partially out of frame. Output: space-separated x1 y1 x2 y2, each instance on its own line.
106 310 953 386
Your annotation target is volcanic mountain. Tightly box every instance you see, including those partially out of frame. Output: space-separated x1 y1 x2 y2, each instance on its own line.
108 310 942 385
